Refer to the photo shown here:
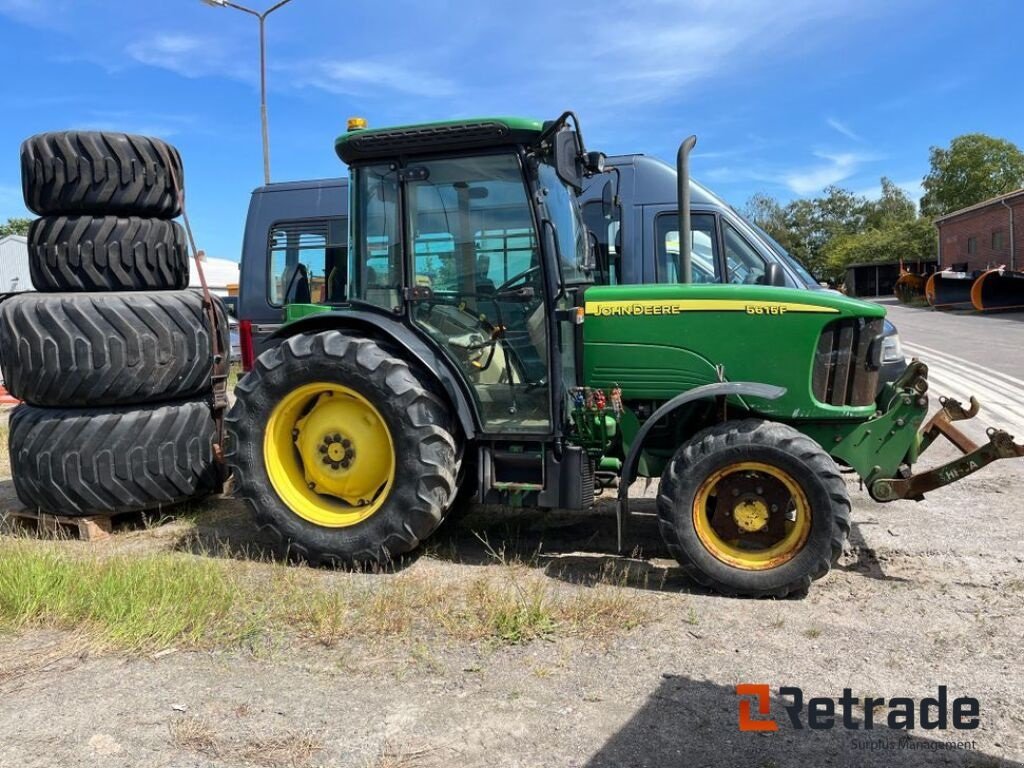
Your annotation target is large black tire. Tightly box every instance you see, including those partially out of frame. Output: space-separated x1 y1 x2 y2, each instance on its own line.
0 290 228 408
9 398 219 516
21 131 183 218
226 330 460 567
656 419 851 598
28 215 189 292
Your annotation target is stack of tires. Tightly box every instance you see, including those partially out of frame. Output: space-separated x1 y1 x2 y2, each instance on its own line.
1 131 226 517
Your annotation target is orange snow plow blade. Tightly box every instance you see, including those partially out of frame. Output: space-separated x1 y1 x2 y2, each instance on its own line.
926 270 977 310
970 267 1024 312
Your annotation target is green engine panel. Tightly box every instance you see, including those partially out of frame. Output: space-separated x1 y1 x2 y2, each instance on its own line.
582 283 886 421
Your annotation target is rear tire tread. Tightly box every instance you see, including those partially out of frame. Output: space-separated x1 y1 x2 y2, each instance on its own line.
28 215 189 292
21 131 183 218
9 398 218 516
226 331 460 568
0 290 228 408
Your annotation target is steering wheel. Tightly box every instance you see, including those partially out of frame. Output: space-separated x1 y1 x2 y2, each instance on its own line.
495 264 542 294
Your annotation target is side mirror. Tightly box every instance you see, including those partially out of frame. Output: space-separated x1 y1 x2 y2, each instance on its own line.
554 130 584 192
764 262 787 287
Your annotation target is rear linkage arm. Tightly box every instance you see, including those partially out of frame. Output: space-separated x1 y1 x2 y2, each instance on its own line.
870 394 1024 502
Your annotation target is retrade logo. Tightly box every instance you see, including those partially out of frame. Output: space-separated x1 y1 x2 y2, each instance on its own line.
736 684 778 732
736 685 980 732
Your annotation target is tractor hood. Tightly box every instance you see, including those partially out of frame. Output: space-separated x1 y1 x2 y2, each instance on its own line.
582 283 886 421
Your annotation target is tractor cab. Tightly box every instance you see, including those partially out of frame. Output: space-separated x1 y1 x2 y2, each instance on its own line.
333 114 593 438
335 115 597 440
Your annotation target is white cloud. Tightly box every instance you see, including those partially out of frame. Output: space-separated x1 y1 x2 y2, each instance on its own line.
784 151 871 195
125 33 251 81
284 59 457 99
826 117 863 143
544 0 897 108
0 0 69 25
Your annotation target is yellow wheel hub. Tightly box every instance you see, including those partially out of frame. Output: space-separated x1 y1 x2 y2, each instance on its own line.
264 382 395 528
692 461 811 571
733 499 769 532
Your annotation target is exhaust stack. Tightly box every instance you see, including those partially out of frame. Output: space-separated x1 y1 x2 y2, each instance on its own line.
676 135 697 284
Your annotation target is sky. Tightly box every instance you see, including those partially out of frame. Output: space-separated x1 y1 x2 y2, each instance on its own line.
0 0 1022 260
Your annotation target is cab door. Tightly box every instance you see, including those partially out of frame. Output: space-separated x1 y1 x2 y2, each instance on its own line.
401 154 552 435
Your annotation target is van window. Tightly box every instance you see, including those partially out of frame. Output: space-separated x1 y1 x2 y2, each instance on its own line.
268 218 347 305
722 221 767 284
655 213 719 283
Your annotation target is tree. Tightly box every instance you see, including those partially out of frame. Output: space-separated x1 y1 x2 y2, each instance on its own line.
745 179 936 280
863 177 915 229
920 133 1024 218
0 217 31 237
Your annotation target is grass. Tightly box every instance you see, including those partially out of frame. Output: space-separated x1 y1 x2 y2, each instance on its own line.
0 421 9 478
0 538 650 653
169 715 323 766
227 362 243 391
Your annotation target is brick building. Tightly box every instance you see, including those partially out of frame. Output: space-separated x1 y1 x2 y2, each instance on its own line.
934 189 1024 273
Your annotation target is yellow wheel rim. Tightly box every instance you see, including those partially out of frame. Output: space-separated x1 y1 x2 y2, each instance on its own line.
692 461 811 571
264 382 395 528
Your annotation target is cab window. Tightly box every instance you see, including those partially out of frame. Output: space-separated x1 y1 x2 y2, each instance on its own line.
268 218 347 306
655 213 719 283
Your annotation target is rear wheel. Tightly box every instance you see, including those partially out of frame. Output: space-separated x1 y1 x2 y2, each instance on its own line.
656 419 850 598
226 331 460 567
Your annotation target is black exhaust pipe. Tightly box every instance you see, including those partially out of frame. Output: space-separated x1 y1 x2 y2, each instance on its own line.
676 135 697 284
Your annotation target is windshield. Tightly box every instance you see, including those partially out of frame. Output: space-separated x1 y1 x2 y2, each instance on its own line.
537 162 590 284
750 223 821 289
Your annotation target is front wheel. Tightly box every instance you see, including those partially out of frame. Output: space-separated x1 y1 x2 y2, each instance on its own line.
226 331 460 567
656 419 850 598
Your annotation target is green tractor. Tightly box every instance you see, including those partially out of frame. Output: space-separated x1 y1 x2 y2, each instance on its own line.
227 112 1023 597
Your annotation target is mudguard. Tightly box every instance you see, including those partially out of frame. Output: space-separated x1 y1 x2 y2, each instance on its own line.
271 309 478 439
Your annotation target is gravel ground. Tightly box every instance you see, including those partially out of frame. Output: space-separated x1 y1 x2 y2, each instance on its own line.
1 438 1023 767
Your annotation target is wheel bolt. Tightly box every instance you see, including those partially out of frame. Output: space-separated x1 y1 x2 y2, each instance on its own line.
319 445 328 454
333 434 342 443
341 438 351 449
345 449 354 459
341 459 350 468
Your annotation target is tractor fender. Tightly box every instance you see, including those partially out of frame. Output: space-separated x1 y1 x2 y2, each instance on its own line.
271 310 478 440
616 382 786 531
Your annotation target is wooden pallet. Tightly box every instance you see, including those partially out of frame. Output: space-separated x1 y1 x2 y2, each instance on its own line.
2 507 116 541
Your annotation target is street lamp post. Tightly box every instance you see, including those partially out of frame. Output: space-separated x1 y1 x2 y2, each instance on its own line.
201 0 295 185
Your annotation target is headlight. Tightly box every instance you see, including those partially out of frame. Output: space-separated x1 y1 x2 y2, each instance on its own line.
881 333 904 363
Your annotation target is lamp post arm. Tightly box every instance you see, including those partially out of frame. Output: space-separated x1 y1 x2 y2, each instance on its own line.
217 1 261 17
